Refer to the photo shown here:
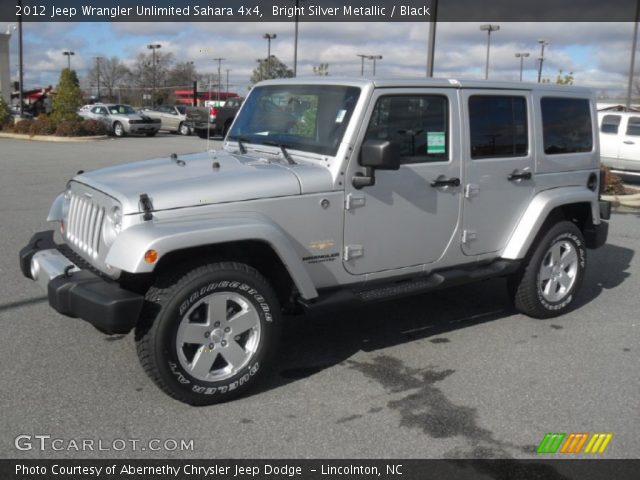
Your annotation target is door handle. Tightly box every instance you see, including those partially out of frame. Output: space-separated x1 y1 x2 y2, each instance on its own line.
508 171 532 181
623 140 635 145
430 177 461 188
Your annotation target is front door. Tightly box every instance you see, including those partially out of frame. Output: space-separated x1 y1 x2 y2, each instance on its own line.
461 91 535 256
343 89 461 275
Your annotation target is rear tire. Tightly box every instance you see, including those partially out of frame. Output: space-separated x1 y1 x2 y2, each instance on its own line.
510 221 586 319
196 128 208 139
135 262 281 405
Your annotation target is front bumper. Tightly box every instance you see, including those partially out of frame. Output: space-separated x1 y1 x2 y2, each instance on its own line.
127 123 160 133
19 231 143 334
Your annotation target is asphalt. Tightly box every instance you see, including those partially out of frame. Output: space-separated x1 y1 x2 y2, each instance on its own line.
0 134 638 460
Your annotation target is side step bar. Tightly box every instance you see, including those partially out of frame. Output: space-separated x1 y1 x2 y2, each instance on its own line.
299 260 520 312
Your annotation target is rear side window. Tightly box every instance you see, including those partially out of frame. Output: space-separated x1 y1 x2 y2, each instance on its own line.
469 95 528 159
600 114 621 134
541 97 593 154
365 95 449 164
626 116 640 136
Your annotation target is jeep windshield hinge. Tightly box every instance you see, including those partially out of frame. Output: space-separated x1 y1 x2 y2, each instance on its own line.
465 184 480 198
344 245 364 261
345 194 366 211
462 230 477 244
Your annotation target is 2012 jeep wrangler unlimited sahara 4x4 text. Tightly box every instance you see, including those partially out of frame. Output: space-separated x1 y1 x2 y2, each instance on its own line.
20 78 611 405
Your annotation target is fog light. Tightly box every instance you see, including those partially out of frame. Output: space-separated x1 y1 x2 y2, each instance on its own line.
144 249 158 264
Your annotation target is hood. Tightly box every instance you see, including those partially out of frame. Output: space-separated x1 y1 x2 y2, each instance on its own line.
74 150 333 214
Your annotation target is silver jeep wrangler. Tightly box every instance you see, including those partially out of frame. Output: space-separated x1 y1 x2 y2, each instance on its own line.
20 78 611 405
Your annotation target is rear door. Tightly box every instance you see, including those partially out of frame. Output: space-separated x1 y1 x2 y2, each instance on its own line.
461 91 535 256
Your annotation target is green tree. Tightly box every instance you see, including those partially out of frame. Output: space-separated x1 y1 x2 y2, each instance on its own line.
556 69 574 85
250 56 294 84
312 63 329 76
51 68 83 123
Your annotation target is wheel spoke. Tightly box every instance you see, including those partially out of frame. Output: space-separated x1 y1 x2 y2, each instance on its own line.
220 341 249 369
544 278 557 297
558 271 573 290
207 298 228 324
189 348 218 378
179 323 210 345
539 264 554 282
562 248 578 269
550 244 563 265
228 308 259 334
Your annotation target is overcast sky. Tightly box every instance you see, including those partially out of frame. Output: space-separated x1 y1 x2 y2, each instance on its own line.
1 21 638 98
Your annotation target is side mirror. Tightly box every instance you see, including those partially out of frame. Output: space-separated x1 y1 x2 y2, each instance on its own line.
360 139 400 170
353 139 400 189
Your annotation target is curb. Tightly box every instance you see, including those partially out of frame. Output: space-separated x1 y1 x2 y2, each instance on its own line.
0 132 109 142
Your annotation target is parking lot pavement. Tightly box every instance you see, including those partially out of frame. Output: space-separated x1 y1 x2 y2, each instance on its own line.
1 136 639 459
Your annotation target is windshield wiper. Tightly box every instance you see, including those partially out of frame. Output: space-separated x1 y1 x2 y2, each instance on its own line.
263 141 296 165
230 135 250 154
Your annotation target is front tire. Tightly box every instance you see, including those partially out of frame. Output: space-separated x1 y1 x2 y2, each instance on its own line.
511 221 586 319
179 122 191 136
113 121 125 137
135 262 281 405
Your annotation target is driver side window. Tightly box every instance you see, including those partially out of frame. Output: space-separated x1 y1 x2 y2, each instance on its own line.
365 95 449 164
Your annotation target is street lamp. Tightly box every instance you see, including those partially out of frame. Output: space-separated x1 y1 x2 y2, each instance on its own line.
147 43 161 106
426 0 439 77
480 24 500 80
263 33 277 78
368 55 382 76
225 69 231 94
537 39 549 83
93 56 103 100
356 54 368 76
62 50 75 70
212 57 224 100
515 52 529 82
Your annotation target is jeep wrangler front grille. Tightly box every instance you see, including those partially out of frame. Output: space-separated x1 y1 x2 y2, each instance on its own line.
65 192 105 259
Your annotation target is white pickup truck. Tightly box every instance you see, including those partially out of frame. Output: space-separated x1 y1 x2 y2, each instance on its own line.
599 111 640 178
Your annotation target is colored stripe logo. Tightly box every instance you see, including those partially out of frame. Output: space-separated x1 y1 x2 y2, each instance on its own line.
537 433 613 454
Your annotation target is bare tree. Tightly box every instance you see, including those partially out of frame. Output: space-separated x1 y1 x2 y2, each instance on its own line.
87 57 131 102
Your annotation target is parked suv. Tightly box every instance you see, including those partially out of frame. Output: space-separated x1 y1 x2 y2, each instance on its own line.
20 78 610 405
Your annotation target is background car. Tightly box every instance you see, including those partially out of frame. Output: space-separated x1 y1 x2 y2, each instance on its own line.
186 97 244 139
599 111 640 181
80 104 161 137
140 105 192 135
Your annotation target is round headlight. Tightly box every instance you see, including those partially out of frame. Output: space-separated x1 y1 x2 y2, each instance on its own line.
102 206 122 246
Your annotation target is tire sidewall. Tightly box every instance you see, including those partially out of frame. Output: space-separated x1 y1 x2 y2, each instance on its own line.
153 268 280 403
113 122 124 137
533 225 586 313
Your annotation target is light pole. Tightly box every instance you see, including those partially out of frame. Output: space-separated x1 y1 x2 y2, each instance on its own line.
626 0 640 110
515 52 529 82
93 56 103 100
263 33 277 78
62 50 75 70
426 0 438 77
226 69 231 94
368 55 382 76
480 24 499 80
147 44 161 107
212 57 224 100
356 54 368 76
17 0 24 117
537 39 549 83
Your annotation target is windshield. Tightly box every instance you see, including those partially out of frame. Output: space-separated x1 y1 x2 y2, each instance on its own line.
176 106 186 114
109 105 137 115
228 85 361 156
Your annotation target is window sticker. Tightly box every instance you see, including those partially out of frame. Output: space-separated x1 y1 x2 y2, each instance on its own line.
335 109 347 123
427 131 445 154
